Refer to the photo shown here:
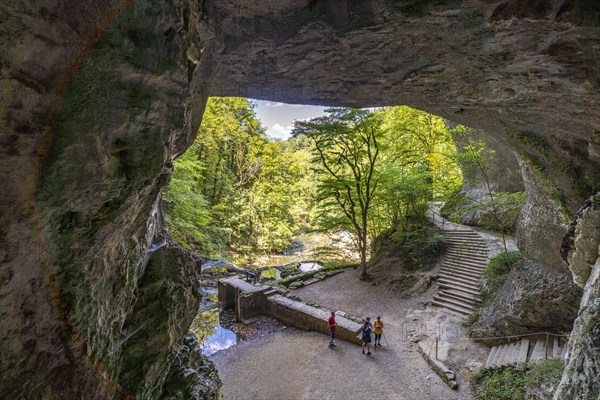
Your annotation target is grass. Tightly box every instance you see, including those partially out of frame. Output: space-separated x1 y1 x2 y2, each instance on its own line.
525 359 564 399
472 366 526 400
471 360 565 400
463 311 480 328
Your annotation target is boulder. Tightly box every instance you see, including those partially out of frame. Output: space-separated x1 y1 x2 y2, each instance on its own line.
471 258 582 343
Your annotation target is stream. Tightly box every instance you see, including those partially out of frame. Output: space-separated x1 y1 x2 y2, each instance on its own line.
192 228 357 357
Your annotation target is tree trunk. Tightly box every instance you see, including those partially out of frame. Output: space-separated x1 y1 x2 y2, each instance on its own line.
359 234 368 279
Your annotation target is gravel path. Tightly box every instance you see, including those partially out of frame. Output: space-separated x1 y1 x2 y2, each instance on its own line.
212 267 480 400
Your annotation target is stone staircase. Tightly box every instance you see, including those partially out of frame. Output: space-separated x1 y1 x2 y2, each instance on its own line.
432 229 489 315
485 336 569 368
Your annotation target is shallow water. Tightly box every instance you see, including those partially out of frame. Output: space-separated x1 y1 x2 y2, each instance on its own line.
202 321 238 356
299 262 323 272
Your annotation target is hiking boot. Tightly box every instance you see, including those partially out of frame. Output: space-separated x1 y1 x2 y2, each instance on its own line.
362 350 365 354
367 352 372 356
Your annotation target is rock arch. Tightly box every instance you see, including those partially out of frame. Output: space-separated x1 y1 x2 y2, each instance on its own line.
1 0 598 398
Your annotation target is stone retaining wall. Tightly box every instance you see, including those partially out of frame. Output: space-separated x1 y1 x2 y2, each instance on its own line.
219 277 362 345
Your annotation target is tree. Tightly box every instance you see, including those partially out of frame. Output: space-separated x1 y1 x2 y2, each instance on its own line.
381 106 461 201
164 97 311 260
293 108 383 279
452 128 510 260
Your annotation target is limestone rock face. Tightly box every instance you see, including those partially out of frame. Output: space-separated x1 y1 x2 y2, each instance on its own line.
471 258 582 342
1 0 600 398
556 193 600 400
1 1 218 398
516 157 571 271
209 0 600 212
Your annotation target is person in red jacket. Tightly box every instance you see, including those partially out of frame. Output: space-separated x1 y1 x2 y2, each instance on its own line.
328 311 337 349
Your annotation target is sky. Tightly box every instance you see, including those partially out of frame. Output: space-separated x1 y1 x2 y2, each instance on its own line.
253 100 327 140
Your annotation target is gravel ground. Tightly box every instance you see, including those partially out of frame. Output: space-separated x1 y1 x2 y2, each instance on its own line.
212 267 484 400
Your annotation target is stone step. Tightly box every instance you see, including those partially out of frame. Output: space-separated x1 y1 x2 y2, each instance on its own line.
438 272 481 286
490 344 506 366
497 343 512 366
440 266 483 280
439 267 482 280
517 339 530 365
264 288 279 297
443 258 488 270
442 266 485 280
442 230 481 237
445 252 489 262
553 337 561 359
495 344 509 366
506 342 520 366
445 248 489 257
432 294 474 311
431 299 472 315
442 257 486 273
439 288 478 304
530 339 546 362
438 276 480 291
446 240 488 247
438 281 480 297
485 345 499 367
446 240 487 247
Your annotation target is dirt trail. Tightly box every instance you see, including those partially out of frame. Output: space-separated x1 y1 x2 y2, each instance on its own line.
212 266 486 400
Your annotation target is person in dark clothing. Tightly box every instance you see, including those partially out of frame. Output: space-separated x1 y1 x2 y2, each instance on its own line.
361 317 373 355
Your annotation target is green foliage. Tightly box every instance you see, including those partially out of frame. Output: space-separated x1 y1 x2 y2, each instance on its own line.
380 106 462 202
464 311 480 327
373 224 447 271
472 366 526 400
484 251 521 278
166 101 462 271
391 274 416 291
481 250 521 305
293 106 461 277
525 359 565 391
190 309 219 345
293 108 384 277
164 97 312 259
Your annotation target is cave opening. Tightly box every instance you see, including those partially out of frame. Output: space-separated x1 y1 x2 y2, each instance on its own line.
2 1 599 398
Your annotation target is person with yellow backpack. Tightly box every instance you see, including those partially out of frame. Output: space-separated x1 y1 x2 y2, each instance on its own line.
373 316 384 347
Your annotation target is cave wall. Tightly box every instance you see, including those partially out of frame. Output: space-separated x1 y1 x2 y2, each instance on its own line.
557 192 600 398
1 0 219 398
1 0 599 398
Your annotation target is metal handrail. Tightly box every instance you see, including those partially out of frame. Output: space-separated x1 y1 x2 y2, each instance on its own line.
470 331 568 341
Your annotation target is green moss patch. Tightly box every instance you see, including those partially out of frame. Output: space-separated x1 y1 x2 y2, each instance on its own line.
481 250 521 305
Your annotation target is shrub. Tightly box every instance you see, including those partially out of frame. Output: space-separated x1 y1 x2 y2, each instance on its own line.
374 225 447 271
463 311 480 328
391 274 416 291
472 366 526 400
525 359 564 400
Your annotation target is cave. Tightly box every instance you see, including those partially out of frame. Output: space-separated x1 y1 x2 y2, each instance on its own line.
1 0 599 399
